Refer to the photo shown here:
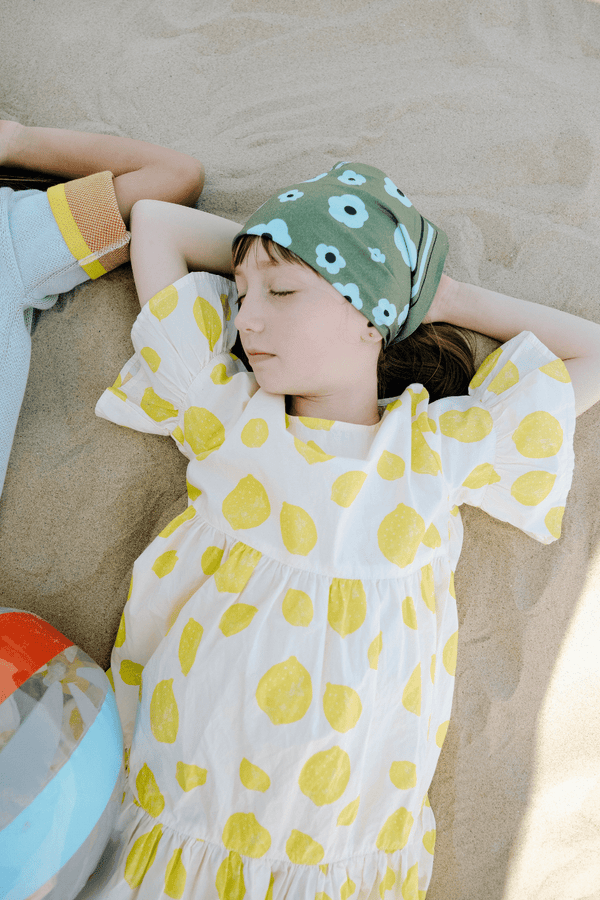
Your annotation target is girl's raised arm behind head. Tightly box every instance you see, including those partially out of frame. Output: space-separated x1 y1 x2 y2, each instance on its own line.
130 200 241 306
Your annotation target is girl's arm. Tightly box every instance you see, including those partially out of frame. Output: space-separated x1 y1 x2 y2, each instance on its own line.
129 200 241 307
0 120 204 222
426 275 600 418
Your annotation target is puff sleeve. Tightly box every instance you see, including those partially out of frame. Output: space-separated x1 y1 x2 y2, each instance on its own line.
95 271 255 460
429 331 575 544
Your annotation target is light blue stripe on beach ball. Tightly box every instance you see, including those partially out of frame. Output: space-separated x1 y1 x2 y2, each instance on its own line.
0 687 123 900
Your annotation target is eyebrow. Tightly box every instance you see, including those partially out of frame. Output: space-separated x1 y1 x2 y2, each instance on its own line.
232 259 281 275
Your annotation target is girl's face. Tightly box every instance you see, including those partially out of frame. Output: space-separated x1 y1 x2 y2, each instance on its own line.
233 242 382 421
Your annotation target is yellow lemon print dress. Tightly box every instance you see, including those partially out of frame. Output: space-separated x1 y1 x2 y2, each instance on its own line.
91 272 575 900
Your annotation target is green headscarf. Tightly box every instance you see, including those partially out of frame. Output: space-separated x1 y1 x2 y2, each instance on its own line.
234 161 448 348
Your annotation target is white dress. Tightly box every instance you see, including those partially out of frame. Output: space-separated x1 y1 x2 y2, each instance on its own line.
89 271 575 900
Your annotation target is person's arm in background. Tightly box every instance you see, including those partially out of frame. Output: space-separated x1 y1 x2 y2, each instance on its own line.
0 119 204 221
426 273 600 418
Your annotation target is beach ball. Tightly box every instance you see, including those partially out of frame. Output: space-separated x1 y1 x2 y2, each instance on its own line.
0 608 124 900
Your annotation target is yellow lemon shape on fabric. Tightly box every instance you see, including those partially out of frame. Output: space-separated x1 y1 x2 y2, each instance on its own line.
298 746 351 806
409 387 429 417
341 876 356 900
280 502 317 555
368 632 383 669
512 411 563 458
389 760 417 790
469 346 503 389
402 863 419 900
378 504 425 568
152 550 178 578
120 659 143 686
328 579 367 637
141 387 178 423
222 812 271 858
149 284 178 320
377 450 405 480
172 425 184 444
449 570 456 598
109 372 127 402
436 720 449 748
159 506 196 539
213 542 262 593
379 867 396 898
411 424 442 476
211 362 232 385
420 564 435 613
124 824 163 888
264 873 275 900
315 893 332 900
219 604 258 636
286 830 325 865
331 471 367 507
193 295 222 352
323 683 362 733
184 407 225 460
115 612 126 648
106 668 115 691
165 848 186 900
223 476 271 530
511 470 556 506
178 618 204 676
386 397 402 413
216 850 245 900
176 761 207 791
337 796 360 826
439 407 493 443
443 631 458 676
282 589 313 626
136 763 165 818
462 463 501 490
202 545 223 575
376 807 414 853
150 679 179 743
256 656 312 725
241 418 269 447
488 361 519 394
402 596 418 630
430 654 436 684
239 758 271 792
545 506 565 538
423 830 436 855
540 358 571 382
402 664 421 716
293 436 335 464
318 865 329 876
141 346 161 373
298 416 334 430
422 523 441 548
187 479 202 501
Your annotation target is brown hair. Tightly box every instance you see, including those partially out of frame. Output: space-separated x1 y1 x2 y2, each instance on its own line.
232 233 476 402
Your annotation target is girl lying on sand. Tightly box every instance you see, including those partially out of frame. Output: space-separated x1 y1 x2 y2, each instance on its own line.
3 122 600 899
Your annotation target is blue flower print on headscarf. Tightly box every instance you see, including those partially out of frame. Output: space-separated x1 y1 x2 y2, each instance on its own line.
337 170 367 186
316 244 346 275
246 218 292 247
384 176 413 208
371 298 397 329
328 195 369 228
333 282 363 310
397 302 410 328
279 189 304 202
369 247 386 263
394 224 417 270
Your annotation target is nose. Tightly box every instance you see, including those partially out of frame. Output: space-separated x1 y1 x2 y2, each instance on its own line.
234 287 265 334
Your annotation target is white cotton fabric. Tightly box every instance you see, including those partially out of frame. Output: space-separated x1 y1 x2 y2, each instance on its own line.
89 271 575 900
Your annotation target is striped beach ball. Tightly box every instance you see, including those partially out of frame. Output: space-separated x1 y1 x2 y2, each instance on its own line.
0 608 124 900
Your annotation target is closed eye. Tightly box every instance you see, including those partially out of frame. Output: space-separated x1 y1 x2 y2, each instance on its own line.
236 289 295 306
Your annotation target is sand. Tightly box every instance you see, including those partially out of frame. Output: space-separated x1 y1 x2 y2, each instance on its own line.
1 1 600 897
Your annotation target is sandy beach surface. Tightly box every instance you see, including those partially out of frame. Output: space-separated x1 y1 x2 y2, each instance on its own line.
2 1 600 897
